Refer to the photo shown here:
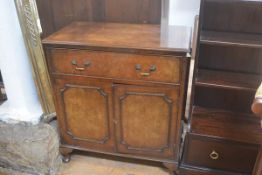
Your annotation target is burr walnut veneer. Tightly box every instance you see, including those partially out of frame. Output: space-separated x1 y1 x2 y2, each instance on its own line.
43 21 191 175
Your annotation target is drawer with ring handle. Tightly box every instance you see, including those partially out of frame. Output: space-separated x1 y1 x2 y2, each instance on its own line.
183 133 259 173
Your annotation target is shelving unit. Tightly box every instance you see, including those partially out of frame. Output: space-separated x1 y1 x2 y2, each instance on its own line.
181 0 262 174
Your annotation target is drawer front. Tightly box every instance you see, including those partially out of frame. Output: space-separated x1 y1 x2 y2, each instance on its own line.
183 134 259 174
48 48 181 83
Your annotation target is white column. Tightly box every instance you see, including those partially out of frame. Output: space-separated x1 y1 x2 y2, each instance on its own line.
0 0 43 124
169 0 201 27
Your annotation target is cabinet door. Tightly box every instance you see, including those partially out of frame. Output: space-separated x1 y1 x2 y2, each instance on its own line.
114 84 180 159
54 77 114 152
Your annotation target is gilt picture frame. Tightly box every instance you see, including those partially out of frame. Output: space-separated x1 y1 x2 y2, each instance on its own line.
14 0 55 118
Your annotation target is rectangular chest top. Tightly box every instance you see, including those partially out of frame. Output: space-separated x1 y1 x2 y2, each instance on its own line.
42 22 191 56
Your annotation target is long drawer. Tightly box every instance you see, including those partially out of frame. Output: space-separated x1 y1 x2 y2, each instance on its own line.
182 133 259 174
47 48 181 84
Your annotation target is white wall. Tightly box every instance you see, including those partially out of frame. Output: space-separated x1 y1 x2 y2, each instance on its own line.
169 0 201 27
0 0 43 124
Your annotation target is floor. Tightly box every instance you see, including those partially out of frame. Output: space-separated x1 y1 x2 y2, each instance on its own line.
59 152 169 175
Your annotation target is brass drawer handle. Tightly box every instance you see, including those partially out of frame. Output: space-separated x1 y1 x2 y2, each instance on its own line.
71 59 91 71
135 64 157 77
75 67 85 71
210 150 219 160
140 72 150 76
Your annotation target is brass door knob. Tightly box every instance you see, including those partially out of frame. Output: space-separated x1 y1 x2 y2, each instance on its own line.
209 150 219 160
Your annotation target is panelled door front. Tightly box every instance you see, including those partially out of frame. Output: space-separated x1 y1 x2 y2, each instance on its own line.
113 84 180 159
54 77 115 152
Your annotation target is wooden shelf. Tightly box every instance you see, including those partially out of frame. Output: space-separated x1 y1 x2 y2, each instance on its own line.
191 106 262 145
196 69 261 91
200 31 262 48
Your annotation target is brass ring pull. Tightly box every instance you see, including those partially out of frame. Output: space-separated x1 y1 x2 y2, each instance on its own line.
209 150 219 160
71 59 91 71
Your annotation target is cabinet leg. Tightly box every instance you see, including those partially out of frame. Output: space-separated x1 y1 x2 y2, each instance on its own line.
163 162 178 175
60 147 73 163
